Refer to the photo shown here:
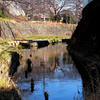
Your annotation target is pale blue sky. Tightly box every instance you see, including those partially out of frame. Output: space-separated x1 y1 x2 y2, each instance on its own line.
83 0 92 8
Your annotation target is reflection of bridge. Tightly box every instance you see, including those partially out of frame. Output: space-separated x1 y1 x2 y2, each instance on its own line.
22 44 67 59
22 44 68 72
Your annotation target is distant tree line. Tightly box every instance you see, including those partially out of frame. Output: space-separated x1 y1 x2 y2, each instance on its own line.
0 0 83 23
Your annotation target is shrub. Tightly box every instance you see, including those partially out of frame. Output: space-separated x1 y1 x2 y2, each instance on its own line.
69 17 75 24
34 16 39 21
19 14 24 19
0 9 8 18
49 17 55 21
0 14 8 18
57 16 61 22
18 45 22 49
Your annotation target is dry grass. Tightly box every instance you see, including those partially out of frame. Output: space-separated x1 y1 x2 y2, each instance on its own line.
82 64 100 100
0 17 17 23
22 20 77 26
0 76 12 91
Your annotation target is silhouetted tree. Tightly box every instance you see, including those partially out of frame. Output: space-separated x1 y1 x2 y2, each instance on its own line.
66 0 83 23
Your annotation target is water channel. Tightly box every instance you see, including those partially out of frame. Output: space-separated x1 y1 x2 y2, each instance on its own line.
14 43 84 100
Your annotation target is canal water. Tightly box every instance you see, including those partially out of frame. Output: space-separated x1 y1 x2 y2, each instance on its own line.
14 43 83 100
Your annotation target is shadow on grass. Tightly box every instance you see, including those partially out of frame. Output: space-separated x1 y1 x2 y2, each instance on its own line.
0 88 21 100
9 52 20 76
0 48 21 100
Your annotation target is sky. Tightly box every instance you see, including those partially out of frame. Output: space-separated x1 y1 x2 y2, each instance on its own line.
83 0 93 8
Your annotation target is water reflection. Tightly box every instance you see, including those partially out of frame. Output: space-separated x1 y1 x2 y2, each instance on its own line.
14 44 83 100
73 57 100 100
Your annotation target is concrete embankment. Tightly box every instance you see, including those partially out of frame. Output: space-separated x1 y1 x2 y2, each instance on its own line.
0 21 77 39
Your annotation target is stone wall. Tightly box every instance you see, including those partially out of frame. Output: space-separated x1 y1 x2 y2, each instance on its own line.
0 21 77 39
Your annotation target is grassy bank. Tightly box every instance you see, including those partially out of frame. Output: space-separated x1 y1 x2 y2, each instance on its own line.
0 40 21 99
27 36 65 39
18 35 71 41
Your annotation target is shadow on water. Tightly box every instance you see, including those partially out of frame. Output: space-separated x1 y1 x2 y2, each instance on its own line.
71 55 100 100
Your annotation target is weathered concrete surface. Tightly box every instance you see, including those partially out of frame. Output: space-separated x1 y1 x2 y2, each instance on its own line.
0 21 77 39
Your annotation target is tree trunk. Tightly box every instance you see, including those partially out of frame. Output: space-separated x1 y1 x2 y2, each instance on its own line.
54 9 57 21
1 7 4 14
54 15 57 21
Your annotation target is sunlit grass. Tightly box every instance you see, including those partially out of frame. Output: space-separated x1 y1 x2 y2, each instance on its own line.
0 40 22 92
0 76 12 91
0 17 14 22
0 40 9 45
25 35 70 40
0 17 10 21
0 17 17 24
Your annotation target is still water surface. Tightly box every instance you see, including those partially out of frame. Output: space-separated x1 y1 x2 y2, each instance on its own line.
15 43 83 100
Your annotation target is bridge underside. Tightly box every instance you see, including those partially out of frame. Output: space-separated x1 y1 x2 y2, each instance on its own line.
68 0 100 67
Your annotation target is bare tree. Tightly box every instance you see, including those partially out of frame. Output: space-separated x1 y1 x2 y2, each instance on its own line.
0 0 83 22
44 0 83 22
61 9 76 23
74 0 83 23
0 0 68 21
66 0 83 23
46 0 68 21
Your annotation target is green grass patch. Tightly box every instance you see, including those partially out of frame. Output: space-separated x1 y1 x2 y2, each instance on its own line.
0 40 9 45
0 17 16 23
18 45 22 49
0 75 12 91
26 36 66 40
49 39 59 45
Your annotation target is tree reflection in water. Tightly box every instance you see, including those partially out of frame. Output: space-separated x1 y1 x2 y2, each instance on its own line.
14 44 83 100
